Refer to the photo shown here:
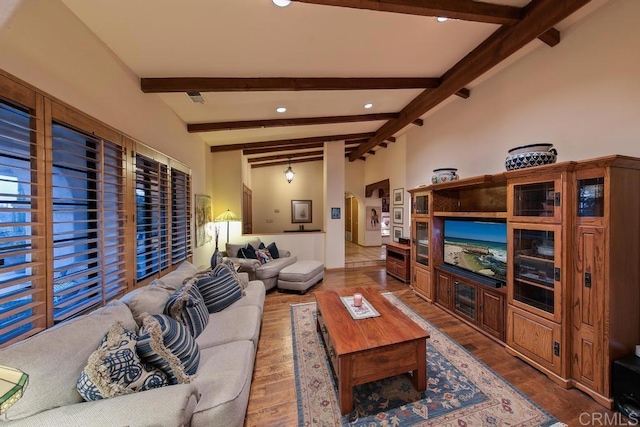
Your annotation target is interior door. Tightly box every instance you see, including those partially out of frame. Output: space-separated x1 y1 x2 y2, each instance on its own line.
352 199 359 244
344 197 352 241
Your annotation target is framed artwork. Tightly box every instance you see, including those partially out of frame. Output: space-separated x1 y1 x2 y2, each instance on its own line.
393 207 404 224
366 206 381 231
381 197 389 213
393 226 403 242
291 200 312 223
195 194 213 248
331 207 341 219
393 188 404 205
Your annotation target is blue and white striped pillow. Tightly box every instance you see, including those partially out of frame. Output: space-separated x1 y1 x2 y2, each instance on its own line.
196 264 244 313
136 314 200 385
164 281 209 338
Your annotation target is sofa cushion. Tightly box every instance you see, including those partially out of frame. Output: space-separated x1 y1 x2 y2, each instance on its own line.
227 281 266 313
77 322 168 401
238 243 258 259
226 238 261 259
119 285 173 324
191 341 255 427
254 256 297 280
196 265 244 313
165 281 209 338
266 242 280 259
0 300 136 421
196 306 262 350
137 314 200 385
222 259 245 288
156 261 199 292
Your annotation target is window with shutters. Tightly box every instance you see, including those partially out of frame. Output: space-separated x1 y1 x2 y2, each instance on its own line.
135 154 169 281
0 99 46 346
0 72 193 347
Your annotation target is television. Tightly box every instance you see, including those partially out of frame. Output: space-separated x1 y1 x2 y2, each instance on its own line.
443 219 507 283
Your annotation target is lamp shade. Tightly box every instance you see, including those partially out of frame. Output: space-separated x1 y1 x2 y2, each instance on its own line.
0 365 28 414
214 209 240 223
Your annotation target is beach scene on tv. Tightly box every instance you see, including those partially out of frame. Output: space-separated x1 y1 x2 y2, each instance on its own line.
444 220 507 282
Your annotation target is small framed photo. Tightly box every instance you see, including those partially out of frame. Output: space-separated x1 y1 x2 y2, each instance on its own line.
331 207 341 219
393 226 403 242
393 188 404 205
291 200 312 223
393 207 404 224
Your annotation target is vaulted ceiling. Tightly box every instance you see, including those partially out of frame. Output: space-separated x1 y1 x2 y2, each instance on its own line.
61 0 608 167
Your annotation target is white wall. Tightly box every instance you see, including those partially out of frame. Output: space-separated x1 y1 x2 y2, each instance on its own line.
324 142 345 268
251 160 324 233
405 0 640 188
0 0 214 267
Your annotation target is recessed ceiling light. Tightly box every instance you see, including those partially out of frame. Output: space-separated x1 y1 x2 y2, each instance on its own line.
276 107 287 113
436 17 449 23
272 0 291 7
364 103 373 109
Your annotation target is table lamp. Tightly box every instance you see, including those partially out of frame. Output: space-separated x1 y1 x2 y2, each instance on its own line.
214 209 241 245
0 365 28 414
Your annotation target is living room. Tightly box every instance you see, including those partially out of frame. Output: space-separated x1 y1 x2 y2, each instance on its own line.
1 0 639 425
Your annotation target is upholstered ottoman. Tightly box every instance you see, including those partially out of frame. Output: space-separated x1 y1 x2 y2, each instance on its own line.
277 260 324 293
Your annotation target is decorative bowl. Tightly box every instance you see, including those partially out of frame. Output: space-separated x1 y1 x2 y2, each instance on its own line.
505 150 557 171
432 168 459 184
508 143 554 155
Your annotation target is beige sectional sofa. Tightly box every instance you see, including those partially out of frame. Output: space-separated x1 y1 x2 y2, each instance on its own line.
0 261 265 427
225 237 297 291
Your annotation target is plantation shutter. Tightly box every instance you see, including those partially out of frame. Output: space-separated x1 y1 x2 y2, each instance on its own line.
51 123 127 322
135 154 169 281
0 99 46 346
170 168 192 264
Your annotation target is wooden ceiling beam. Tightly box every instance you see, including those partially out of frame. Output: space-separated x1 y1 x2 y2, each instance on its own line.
291 0 523 25
251 156 324 168
211 132 375 153
386 137 396 143
247 150 324 163
291 1 559 47
141 77 440 93
189 113 398 133
243 143 324 155
349 0 591 161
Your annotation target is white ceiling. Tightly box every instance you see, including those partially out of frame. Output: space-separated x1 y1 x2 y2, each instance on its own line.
60 0 611 159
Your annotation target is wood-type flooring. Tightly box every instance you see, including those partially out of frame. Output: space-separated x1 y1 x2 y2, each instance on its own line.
245 266 616 426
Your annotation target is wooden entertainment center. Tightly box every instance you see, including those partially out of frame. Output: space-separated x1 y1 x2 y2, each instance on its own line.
408 155 640 409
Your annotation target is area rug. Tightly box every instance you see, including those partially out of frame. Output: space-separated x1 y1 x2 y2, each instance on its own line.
291 293 565 426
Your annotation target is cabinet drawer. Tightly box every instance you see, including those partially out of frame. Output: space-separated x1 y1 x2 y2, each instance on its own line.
507 305 563 375
317 310 338 374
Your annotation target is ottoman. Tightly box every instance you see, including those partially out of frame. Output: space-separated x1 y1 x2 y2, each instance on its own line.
277 260 324 293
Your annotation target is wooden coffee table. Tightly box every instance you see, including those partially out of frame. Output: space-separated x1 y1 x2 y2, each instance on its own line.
315 287 429 414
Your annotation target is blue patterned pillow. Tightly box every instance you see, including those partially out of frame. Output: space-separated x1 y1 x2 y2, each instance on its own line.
137 314 200 385
196 264 244 313
165 280 209 338
77 322 168 401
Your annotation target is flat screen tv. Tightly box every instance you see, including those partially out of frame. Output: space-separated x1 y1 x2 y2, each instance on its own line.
443 219 507 283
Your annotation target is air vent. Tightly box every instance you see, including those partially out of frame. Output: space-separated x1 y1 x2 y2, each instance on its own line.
186 91 207 104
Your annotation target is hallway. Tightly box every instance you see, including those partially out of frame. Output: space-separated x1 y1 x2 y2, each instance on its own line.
344 240 386 269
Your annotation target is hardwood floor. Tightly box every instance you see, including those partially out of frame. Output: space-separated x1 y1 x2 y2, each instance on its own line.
244 266 615 426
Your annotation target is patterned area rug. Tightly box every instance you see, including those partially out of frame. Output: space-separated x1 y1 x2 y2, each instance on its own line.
291 293 565 426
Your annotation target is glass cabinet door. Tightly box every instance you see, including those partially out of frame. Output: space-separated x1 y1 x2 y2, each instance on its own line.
510 225 561 321
509 179 562 223
454 280 476 321
412 191 429 215
413 219 429 267
577 177 605 217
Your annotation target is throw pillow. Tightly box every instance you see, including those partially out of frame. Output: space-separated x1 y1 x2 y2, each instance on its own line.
164 281 209 338
77 322 168 401
238 243 257 259
266 242 280 259
255 248 272 264
196 264 244 313
137 314 200 385
222 260 245 289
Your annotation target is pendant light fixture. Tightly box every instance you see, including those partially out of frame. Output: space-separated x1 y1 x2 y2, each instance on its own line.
284 158 295 184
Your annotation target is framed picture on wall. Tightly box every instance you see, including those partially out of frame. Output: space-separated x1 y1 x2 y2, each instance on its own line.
331 207 341 219
393 226 403 242
291 200 312 223
366 206 381 231
194 194 213 248
393 207 403 224
393 188 404 205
